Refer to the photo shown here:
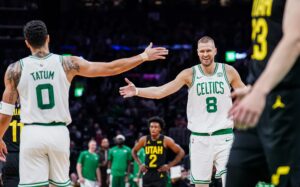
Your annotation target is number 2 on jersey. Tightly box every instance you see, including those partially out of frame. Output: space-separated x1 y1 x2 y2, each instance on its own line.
36 83 55 109
9 120 24 142
149 154 157 168
251 18 268 61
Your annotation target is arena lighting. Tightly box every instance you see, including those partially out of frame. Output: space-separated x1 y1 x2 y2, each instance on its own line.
225 51 236 62
225 51 247 63
74 83 84 97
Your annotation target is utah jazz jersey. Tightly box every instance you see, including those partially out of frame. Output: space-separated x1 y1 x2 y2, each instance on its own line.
17 54 71 124
3 103 23 152
187 63 233 133
249 0 300 89
145 135 166 169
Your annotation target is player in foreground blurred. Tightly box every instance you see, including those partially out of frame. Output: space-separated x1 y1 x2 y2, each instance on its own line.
227 0 300 186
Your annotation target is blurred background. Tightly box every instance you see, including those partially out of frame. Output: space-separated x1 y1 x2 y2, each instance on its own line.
0 0 252 186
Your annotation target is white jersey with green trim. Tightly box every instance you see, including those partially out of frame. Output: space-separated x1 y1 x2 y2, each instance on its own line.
187 63 233 133
17 53 71 124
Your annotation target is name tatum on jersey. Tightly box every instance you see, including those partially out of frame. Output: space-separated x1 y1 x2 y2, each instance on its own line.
30 71 54 81
196 81 224 96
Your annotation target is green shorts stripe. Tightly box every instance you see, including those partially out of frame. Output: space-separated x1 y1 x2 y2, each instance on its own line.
49 179 71 187
190 173 211 184
215 169 227 178
18 181 49 187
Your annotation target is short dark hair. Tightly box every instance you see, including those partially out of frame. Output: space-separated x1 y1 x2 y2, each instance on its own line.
148 116 166 129
23 20 48 48
198 36 215 46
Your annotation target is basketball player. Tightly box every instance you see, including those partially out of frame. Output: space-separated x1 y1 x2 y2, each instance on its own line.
0 20 168 187
227 0 300 186
1 103 22 187
132 116 185 187
120 36 245 187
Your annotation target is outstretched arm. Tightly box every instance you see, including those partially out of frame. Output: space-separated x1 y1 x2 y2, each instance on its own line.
62 43 168 81
119 68 192 99
0 62 20 161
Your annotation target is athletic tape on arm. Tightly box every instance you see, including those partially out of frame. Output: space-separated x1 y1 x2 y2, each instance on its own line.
0 101 15 115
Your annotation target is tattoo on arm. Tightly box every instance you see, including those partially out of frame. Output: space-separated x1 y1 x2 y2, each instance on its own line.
5 62 21 103
7 62 21 89
62 57 80 73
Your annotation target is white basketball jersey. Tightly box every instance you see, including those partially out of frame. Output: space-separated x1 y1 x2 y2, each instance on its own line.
17 53 72 124
187 63 233 133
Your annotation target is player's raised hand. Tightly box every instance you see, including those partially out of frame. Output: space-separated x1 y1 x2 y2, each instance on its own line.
0 139 7 162
229 89 265 128
143 42 168 61
119 78 138 98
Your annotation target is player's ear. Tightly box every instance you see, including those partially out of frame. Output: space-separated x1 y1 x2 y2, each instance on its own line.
46 35 50 44
24 40 31 49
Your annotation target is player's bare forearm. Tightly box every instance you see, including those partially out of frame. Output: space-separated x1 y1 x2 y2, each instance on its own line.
76 163 83 178
137 78 186 99
168 148 185 167
137 87 166 99
127 160 131 174
0 114 12 138
96 168 101 183
132 150 142 165
100 55 144 76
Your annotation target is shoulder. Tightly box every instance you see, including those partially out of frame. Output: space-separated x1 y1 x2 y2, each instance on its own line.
179 67 193 77
224 64 240 80
61 56 85 73
224 64 238 75
177 67 193 86
5 61 22 87
163 136 175 146
139 136 147 143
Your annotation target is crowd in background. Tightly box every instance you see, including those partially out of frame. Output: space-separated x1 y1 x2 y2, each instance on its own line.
0 1 252 186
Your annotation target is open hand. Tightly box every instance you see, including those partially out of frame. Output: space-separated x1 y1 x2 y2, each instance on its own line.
119 78 137 98
143 43 168 61
229 89 266 128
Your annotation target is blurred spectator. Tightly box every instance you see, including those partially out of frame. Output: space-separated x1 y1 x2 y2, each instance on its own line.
99 138 110 187
107 135 132 187
77 139 101 187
